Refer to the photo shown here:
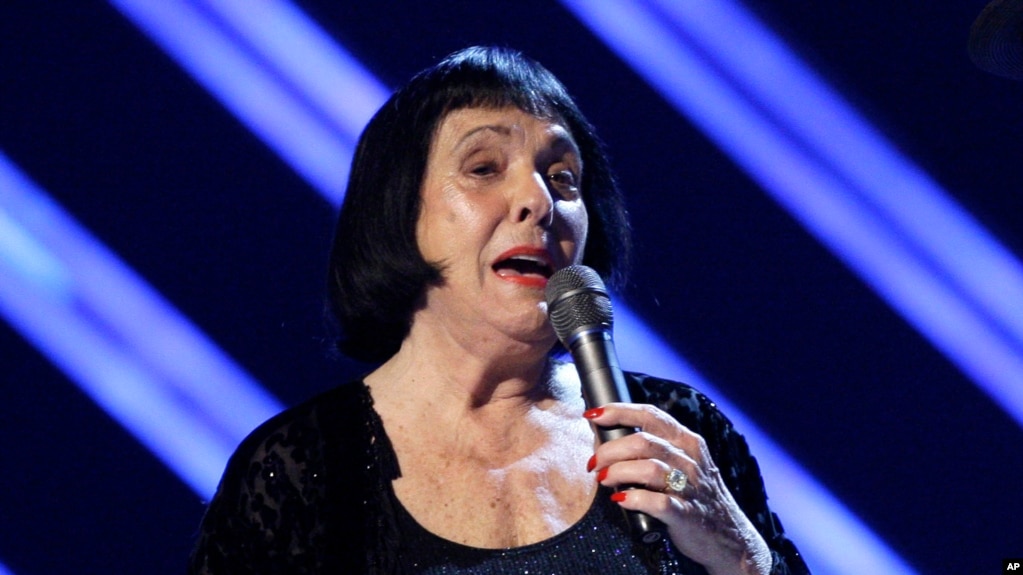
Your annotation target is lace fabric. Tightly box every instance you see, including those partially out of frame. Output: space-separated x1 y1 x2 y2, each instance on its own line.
188 373 810 574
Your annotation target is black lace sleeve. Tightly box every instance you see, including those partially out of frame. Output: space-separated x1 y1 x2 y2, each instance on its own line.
187 403 332 574
626 373 811 575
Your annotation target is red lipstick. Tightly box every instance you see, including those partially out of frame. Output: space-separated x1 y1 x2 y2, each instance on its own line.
492 246 555 288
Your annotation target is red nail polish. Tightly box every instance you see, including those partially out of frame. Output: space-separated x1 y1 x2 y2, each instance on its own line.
610 491 627 503
586 455 597 472
597 468 609 482
583 407 604 419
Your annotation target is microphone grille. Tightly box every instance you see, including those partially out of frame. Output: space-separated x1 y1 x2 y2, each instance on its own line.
544 265 614 343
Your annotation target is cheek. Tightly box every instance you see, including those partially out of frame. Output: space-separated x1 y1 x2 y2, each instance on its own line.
417 188 493 261
557 201 588 260
415 199 451 262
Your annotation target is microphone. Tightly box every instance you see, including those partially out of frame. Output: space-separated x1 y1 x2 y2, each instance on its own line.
545 265 666 545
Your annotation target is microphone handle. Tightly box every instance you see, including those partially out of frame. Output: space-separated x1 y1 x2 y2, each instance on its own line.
569 328 667 545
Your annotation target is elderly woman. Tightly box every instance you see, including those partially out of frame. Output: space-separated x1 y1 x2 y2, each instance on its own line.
189 46 809 574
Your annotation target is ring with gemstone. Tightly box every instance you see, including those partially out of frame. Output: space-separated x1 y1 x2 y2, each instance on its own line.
664 468 688 493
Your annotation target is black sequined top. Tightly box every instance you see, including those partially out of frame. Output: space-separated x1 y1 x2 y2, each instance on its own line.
395 483 665 574
188 372 810 574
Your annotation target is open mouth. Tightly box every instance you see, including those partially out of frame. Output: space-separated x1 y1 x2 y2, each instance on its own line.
492 253 555 282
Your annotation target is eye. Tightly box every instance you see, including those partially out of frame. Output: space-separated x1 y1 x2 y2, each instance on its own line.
470 162 499 177
547 169 580 198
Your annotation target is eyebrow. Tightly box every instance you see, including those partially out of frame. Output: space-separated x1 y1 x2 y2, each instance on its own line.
453 124 581 158
452 124 513 151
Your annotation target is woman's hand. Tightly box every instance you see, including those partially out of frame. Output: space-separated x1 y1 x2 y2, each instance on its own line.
584 403 772 575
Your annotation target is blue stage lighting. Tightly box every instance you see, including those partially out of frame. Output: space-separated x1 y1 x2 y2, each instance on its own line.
616 306 919 575
561 0 1023 430
108 0 380 204
0 152 281 497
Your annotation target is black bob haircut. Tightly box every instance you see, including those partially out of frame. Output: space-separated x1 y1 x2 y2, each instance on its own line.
327 46 632 363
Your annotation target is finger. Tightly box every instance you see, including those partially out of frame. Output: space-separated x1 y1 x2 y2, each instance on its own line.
585 403 704 455
609 488 684 524
591 437 702 497
609 478 766 571
591 429 680 470
597 458 670 491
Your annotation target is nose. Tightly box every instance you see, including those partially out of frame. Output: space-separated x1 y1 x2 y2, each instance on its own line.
512 170 555 228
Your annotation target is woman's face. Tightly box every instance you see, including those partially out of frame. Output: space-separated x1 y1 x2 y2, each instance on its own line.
415 106 588 347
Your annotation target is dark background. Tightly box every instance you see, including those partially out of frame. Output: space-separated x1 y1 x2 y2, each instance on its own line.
2 2 1021 574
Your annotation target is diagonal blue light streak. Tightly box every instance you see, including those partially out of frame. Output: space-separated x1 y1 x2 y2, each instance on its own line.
192 0 388 141
109 0 359 204
616 307 917 575
651 0 1023 349
559 0 1023 430
0 152 281 497
110 1 919 573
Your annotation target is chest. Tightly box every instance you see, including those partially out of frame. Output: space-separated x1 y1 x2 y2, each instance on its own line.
389 421 597 548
